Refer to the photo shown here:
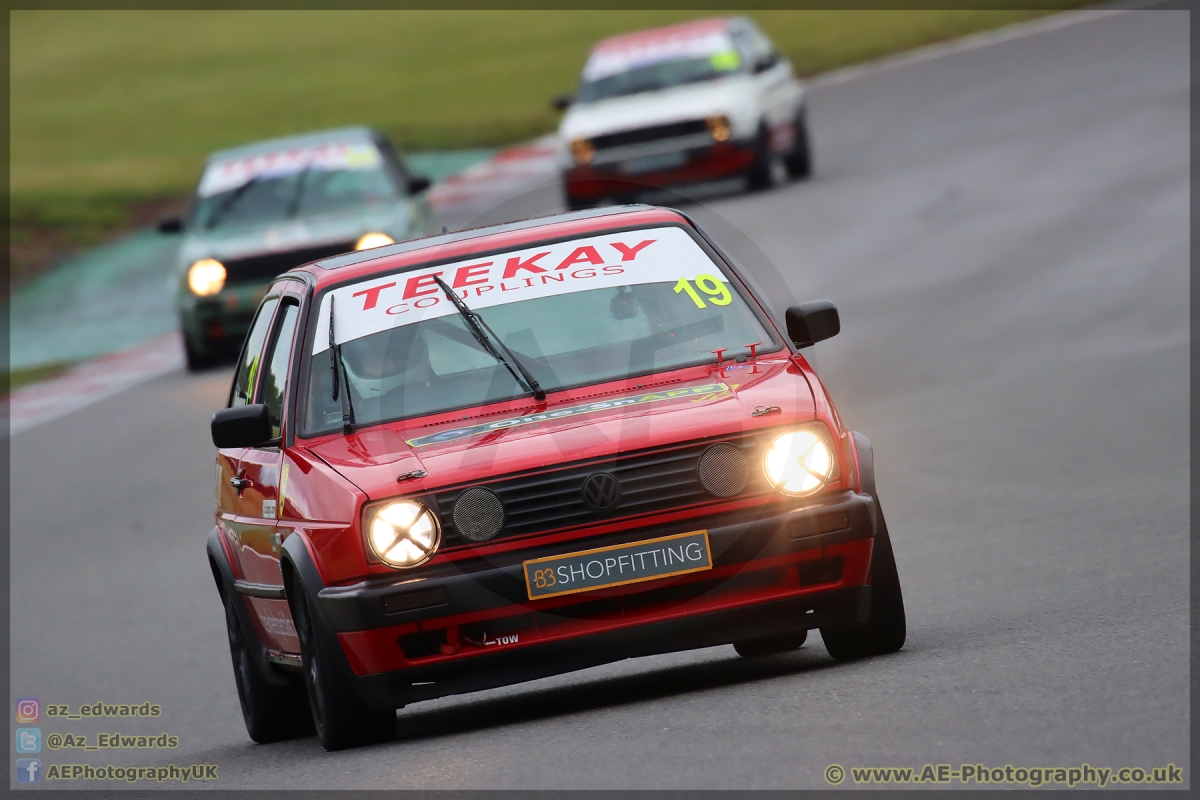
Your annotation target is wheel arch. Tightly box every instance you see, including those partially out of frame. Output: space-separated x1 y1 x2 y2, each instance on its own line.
279 533 369 694
207 528 296 687
851 430 877 500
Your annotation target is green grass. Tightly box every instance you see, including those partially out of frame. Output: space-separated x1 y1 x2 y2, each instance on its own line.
11 7 1083 253
5 362 74 394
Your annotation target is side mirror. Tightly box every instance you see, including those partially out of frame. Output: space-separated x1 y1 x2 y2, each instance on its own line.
157 216 184 234
551 94 573 111
407 174 432 194
212 404 272 448
785 300 840 348
754 52 780 74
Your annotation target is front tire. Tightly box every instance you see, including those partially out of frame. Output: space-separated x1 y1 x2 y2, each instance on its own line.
184 335 217 372
819 499 906 661
220 585 313 743
783 108 813 179
734 629 807 658
291 575 395 751
746 123 775 191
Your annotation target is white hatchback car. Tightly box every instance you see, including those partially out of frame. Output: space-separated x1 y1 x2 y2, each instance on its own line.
555 17 810 210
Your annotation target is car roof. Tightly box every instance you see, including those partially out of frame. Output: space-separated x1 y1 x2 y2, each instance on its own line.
290 205 694 291
590 16 733 54
205 126 381 164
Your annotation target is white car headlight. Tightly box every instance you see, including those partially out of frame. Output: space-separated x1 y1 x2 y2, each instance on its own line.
355 232 394 251
569 138 595 165
187 258 226 296
366 500 440 568
764 429 834 495
706 114 731 142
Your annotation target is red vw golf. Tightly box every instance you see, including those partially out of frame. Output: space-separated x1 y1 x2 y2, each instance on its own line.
207 205 905 750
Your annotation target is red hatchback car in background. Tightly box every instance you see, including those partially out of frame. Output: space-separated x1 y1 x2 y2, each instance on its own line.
207 205 905 750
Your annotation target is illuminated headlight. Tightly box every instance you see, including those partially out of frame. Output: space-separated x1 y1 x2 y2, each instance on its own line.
706 114 732 142
187 259 226 296
366 500 440 568
355 232 394 251
569 138 595 165
764 429 834 495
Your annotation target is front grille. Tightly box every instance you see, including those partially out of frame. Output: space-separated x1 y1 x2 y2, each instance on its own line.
223 240 355 284
697 442 749 497
592 120 710 151
452 487 505 542
430 432 773 548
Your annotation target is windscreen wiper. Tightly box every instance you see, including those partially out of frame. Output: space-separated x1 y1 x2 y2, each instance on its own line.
205 175 261 230
432 276 546 402
285 162 314 218
328 295 356 434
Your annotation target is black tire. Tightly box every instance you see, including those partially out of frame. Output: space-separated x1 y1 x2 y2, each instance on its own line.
819 499 907 661
783 108 812 179
734 629 807 658
291 575 395 751
184 335 217 372
220 585 313 743
746 123 774 192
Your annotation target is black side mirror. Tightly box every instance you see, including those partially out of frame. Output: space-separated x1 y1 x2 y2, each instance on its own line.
551 94 573 111
754 52 780 73
785 300 840 348
407 175 432 194
157 216 184 234
212 404 272 448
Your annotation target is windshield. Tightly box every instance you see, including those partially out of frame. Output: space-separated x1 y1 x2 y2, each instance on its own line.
299 226 778 436
191 141 398 229
577 30 742 103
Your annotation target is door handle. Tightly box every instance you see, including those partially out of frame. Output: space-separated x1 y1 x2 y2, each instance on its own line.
230 472 251 491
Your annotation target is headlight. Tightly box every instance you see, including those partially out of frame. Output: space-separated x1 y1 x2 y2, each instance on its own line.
366 500 441 568
764 429 834 495
355 232 394 251
569 138 595 165
706 114 731 142
187 258 226 296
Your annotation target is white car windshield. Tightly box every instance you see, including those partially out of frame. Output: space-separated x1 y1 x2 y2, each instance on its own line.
576 30 742 103
300 226 778 435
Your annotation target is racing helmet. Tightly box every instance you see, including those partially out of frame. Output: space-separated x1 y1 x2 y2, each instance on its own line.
342 330 432 399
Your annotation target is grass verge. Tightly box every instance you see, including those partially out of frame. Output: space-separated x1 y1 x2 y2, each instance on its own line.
5 362 75 394
11 7 1085 289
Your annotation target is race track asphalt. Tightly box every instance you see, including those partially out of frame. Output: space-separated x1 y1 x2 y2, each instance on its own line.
9 8 1189 790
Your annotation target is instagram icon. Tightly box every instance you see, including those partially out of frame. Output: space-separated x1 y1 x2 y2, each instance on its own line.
15 698 40 724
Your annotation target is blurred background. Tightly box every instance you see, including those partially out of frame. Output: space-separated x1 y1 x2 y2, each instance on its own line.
8 7 1080 382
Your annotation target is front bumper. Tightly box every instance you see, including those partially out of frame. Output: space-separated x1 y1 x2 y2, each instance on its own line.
564 139 757 201
177 281 271 354
296 490 878 708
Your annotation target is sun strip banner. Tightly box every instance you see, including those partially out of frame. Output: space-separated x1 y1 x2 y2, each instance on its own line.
198 142 381 197
312 225 730 355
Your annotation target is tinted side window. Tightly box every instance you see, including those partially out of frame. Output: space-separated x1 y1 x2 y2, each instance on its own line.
732 24 777 71
229 297 279 407
261 302 300 440
729 29 755 67
374 137 412 194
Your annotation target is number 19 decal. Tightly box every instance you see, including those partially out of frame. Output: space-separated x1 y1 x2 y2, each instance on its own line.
674 274 732 308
